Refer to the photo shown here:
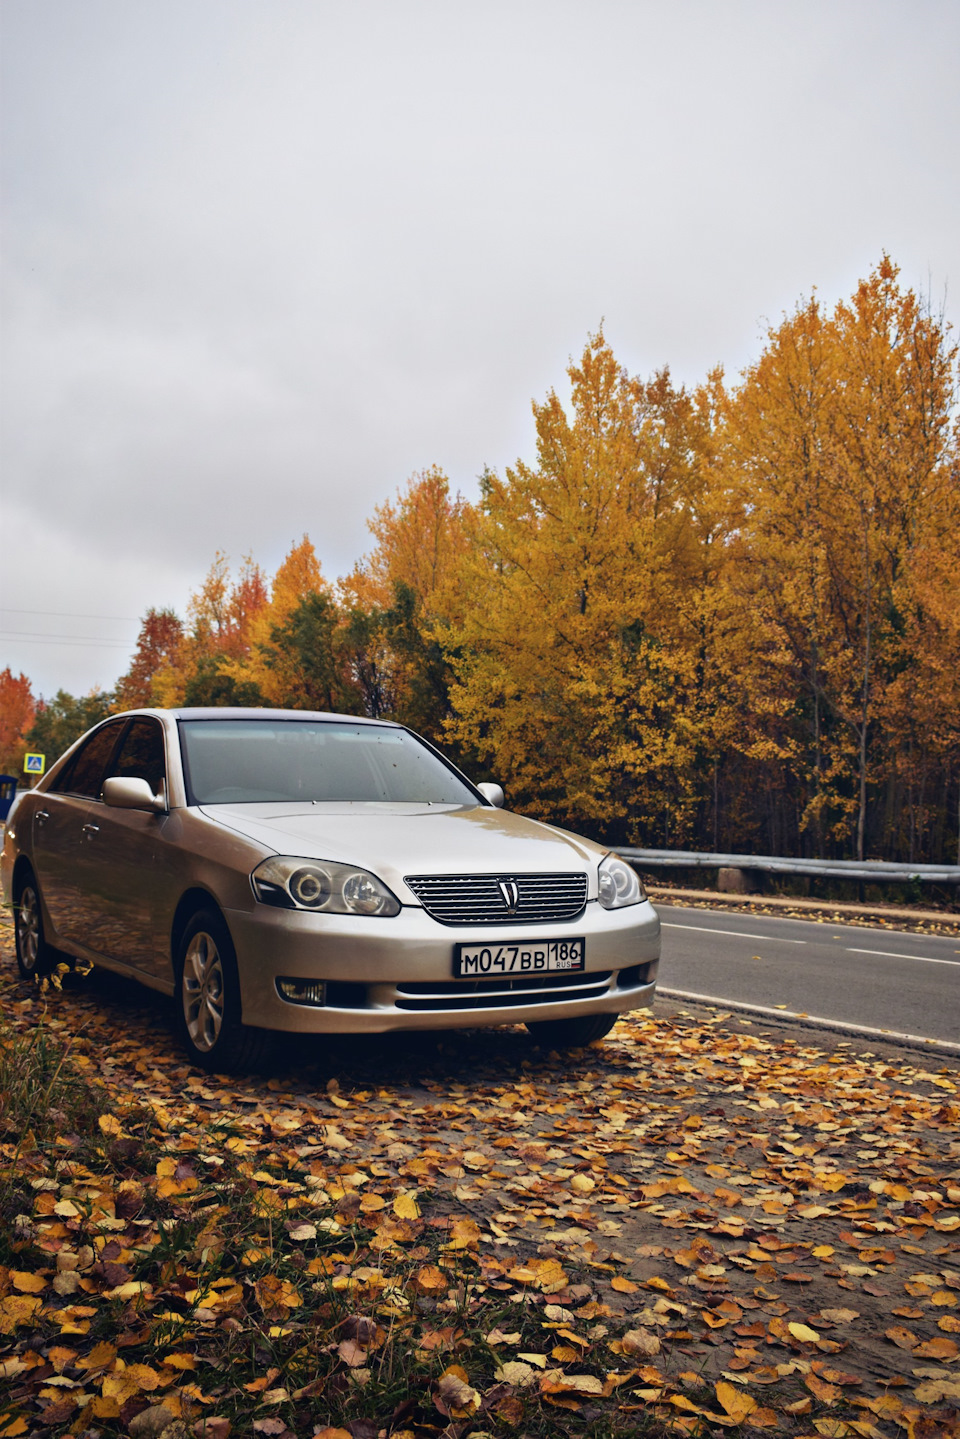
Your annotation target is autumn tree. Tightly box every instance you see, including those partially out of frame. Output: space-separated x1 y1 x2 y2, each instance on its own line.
114 609 184 709
722 257 958 858
218 537 361 712
335 605 395 720
153 554 269 706
830 263 959 858
354 465 470 612
342 467 471 737
874 459 960 860
0 668 35 774
444 333 723 839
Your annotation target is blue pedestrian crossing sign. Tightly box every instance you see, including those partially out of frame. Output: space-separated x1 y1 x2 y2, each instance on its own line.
23 753 46 775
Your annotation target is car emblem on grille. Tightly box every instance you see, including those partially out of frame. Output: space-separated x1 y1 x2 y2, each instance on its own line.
497 878 520 912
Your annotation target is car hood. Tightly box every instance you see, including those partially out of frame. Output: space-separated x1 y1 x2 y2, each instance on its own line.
197 802 606 902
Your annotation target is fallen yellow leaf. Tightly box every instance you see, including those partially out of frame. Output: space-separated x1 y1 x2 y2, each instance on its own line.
10 1272 46 1294
392 1191 420 1220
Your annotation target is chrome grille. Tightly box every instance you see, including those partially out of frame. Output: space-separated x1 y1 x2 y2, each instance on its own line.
404 872 588 925
394 970 611 1011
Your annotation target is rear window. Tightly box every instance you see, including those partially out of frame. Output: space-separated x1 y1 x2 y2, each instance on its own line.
178 720 478 806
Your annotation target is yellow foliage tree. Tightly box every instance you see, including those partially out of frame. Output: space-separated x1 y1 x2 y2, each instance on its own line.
445 332 725 839
221 537 341 708
152 554 269 706
721 257 958 857
347 465 469 615
343 468 472 735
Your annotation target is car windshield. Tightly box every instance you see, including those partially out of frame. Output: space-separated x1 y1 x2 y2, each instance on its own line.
178 719 479 806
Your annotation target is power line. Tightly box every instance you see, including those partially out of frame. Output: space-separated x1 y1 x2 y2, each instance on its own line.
0 632 133 649
0 607 139 622
2 628 132 640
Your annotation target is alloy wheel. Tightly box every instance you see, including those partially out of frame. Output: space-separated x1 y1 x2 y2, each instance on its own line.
17 886 41 973
182 931 226 1053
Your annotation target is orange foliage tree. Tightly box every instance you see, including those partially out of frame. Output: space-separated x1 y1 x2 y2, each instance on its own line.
0 668 35 774
114 609 184 710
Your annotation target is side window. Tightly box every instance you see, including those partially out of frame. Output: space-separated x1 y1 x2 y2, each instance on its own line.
54 722 126 800
47 759 76 795
106 719 166 795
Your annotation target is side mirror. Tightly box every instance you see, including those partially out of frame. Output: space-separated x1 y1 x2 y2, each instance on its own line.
102 776 166 813
476 782 505 809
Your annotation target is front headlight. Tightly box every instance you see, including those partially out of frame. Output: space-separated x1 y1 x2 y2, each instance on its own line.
597 854 646 909
252 857 401 916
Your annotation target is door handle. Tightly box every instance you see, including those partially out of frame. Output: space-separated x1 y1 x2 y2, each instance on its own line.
35 810 50 827
82 823 100 838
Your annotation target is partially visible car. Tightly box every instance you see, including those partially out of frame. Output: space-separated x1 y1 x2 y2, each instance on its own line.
1 709 659 1069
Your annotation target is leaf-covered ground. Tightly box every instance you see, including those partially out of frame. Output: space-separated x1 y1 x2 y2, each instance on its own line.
0 918 957 1439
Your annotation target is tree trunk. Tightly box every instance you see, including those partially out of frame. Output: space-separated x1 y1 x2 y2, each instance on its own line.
856 518 872 864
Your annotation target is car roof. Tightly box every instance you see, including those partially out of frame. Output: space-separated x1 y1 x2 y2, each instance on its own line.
166 708 398 726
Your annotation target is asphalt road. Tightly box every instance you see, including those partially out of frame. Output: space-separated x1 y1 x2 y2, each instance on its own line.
654 903 960 1045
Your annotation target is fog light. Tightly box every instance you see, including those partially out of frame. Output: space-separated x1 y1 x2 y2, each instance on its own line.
277 978 326 1006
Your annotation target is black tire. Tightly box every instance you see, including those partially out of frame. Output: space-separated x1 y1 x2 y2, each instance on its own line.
175 907 274 1072
14 870 56 981
526 1011 619 1049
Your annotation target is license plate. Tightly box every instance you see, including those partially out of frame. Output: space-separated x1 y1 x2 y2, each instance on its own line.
455 938 586 977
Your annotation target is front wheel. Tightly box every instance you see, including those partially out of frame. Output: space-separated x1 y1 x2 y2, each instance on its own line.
526 1012 619 1049
176 908 273 1072
14 873 55 981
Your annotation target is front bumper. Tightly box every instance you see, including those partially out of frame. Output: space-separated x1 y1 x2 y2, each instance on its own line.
226 897 660 1033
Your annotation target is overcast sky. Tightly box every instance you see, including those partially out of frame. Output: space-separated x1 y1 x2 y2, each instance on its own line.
2 0 958 699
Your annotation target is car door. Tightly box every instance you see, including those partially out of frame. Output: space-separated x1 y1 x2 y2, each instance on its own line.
78 717 173 977
31 720 127 949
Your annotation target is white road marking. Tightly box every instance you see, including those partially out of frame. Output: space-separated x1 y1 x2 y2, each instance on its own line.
656 987 960 1053
847 947 960 967
661 922 806 944
663 904 960 944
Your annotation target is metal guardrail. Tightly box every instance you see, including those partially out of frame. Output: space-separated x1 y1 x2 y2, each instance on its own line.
613 847 960 885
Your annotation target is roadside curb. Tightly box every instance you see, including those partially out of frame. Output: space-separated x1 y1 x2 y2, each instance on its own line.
657 985 960 1057
647 883 960 929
